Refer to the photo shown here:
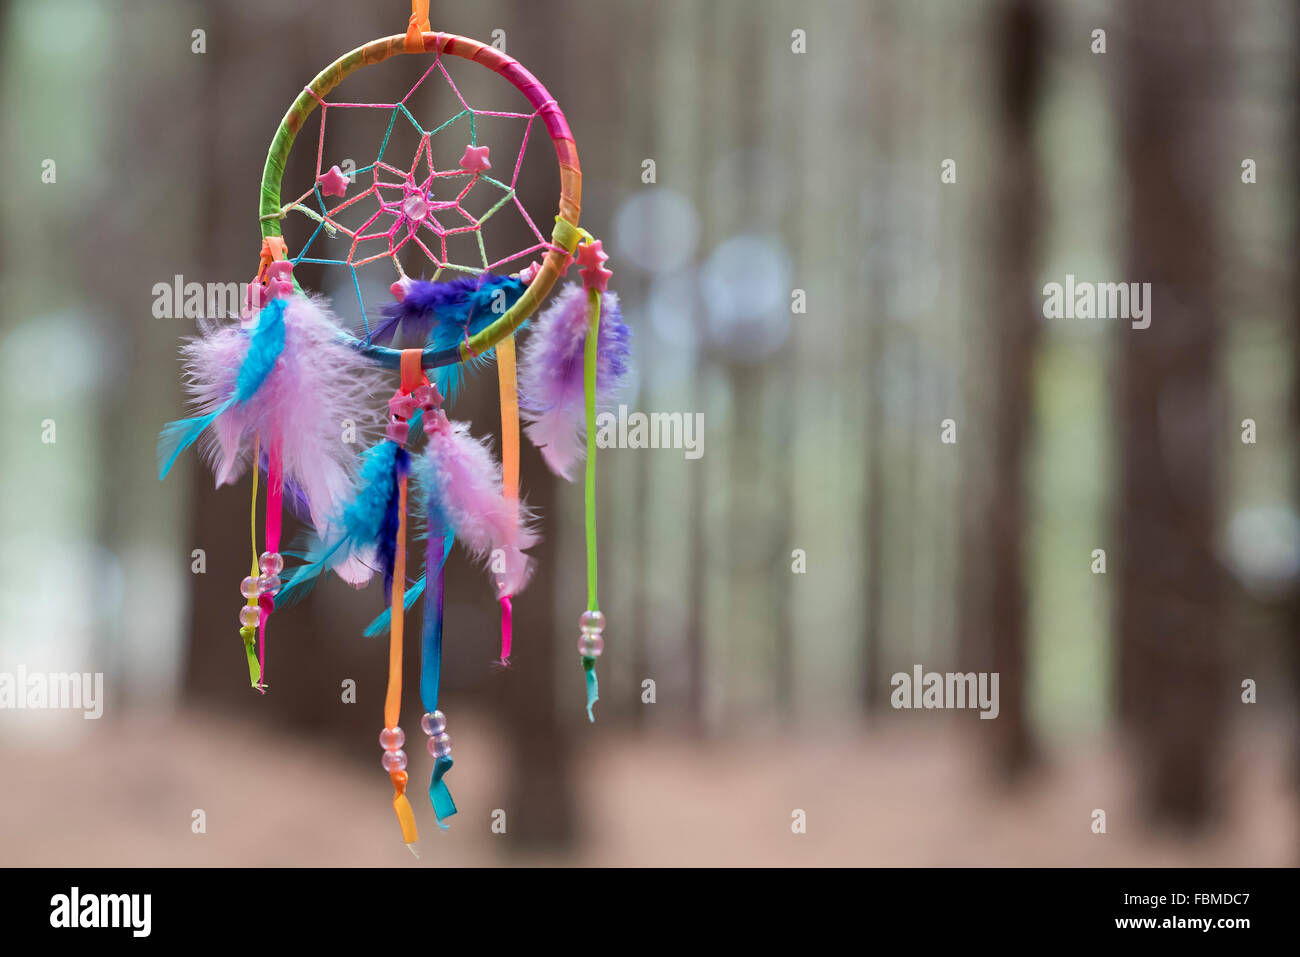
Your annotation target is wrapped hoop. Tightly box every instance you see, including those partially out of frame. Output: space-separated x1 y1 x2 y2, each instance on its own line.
258 31 583 370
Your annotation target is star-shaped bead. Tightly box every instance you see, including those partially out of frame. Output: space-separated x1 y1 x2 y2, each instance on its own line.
318 164 350 198
459 144 491 173
264 260 295 300
517 260 542 284
576 240 612 292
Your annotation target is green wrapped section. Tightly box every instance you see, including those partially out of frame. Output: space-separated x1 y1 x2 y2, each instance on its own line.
461 218 581 360
260 38 406 240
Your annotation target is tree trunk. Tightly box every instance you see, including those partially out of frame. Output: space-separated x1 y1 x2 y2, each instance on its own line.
1116 0 1226 828
960 0 1046 776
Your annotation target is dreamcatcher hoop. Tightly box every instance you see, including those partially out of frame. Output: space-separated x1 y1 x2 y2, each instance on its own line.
159 9 627 852
257 30 583 368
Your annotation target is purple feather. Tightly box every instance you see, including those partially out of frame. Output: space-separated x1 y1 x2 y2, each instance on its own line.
377 448 411 602
369 275 524 347
517 283 631 481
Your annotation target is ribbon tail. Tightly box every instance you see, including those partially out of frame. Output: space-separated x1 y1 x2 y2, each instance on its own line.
499 595 513 665
584 656 599 723
393 784 419 850
240 626 261 688
430 755 457 828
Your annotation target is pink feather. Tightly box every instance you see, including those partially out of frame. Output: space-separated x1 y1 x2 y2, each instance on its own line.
182 295 387 584
419 415 539 597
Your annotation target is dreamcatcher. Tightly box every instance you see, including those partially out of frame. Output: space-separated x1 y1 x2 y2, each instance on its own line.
156 4 631 852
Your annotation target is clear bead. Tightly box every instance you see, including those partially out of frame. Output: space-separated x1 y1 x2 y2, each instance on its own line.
379 727 405 751
240 576 261 599
259 551 284 576
420 711 447 736
256 574 282 597
403 193 428 221
430 733 452 758
579 609 606 634
239 605 261 628
381 749 408 772
578 632 605 658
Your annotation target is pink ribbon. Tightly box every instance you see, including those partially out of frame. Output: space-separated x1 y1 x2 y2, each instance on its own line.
258 439 283 692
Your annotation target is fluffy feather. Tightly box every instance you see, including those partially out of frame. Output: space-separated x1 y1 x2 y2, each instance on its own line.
417 418 539 597
162 294 387 569
157 297 287 479
517 283 631 480
362 574 427 638
371 276 524 406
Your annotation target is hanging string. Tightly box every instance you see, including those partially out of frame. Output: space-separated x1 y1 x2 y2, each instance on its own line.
496 333 520 664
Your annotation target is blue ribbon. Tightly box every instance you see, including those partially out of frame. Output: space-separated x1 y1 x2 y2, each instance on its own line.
421 511 456 827
430 756 456 823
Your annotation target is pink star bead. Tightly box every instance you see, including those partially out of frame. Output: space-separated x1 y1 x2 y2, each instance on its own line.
576 240 613 292
517 261 541 284
318 164 350 198
389 392 419 421
265 260 294 283
459 144 491 173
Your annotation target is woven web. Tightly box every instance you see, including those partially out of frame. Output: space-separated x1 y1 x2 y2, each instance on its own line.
269 52 554 335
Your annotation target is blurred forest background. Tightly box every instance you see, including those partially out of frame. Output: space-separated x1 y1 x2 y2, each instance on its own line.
1 0 1298 865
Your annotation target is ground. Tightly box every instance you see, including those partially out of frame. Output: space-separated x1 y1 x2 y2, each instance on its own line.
0 711 1291 866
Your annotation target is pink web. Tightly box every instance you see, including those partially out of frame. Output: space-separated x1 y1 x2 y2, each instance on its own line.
275 49 559 329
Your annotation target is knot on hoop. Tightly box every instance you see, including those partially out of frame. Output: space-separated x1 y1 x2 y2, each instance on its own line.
257 237 288 283
405 0 431 52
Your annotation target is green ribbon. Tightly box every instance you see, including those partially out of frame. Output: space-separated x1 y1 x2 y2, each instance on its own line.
240 625 261 688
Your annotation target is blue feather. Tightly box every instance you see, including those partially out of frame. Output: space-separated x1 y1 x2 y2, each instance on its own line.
235 298 287 400
156 298 288 480
372 276 525 406
156 397 234 479
278 437 407 605
362 575 427 638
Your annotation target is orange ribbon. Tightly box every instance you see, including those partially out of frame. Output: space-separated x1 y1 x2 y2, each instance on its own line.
405 0 431 52
386 348 426 848
256 236 288 284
